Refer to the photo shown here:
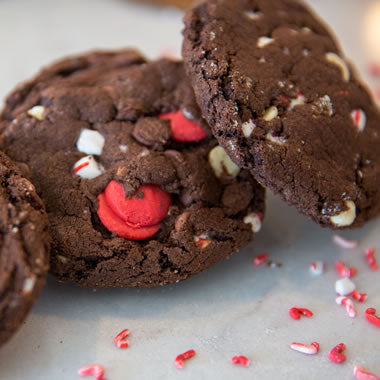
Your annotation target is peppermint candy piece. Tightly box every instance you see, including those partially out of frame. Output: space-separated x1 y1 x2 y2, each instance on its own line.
350 109 366 132
77 128 105 155
73 155 104 179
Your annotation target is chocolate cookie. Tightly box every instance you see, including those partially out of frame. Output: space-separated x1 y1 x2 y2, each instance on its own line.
0 151 49 347
182 0 380 229
0 50 265 288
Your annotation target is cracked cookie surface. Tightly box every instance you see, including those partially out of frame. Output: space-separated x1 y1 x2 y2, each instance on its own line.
0 151 49 346
182 0 380 229
0 50 265 288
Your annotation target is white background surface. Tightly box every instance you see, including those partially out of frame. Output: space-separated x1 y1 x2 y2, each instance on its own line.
0 0 379 379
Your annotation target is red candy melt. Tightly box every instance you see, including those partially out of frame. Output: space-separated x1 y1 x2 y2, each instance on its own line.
160 111 207 142
97 181 171 240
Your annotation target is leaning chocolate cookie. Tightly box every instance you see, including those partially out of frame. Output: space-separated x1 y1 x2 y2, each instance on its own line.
0 151 50 347
0 50 265 288
182 0 380 229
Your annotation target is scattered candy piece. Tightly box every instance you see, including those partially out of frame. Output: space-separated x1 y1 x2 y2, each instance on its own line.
365 248 378 271
208 146 240 178
253 253 268 266
194 233 212 249
365 308 380 328
325 52 350 82
309 261 325 276
351 109 367 132
332 235 358 249
243 212 263 233
159 111 207 142
354 365 380 380
266 131 287 145
78 364 105 380
27 105 45 120
257 36 274 48
73 155 104 179
336 261 357 278
289 307 313 320
290 342 319 355
336 296 356 318
174 349 196 369
288 93 306 110
114 329 130 349
351 290 368 303
77 128 105 156
232 356 250 367
242 119 256 137
335 277 356 295
328 343 346 364
330 200 356 227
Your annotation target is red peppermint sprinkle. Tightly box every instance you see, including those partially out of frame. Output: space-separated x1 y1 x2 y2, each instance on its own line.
174 349 196 369
232 356 250 367
351 290 368 302
328 343 346 364
78 364 105 380
365 308 380 328
194 234 212 249
289 307 313 320
336 261 357 278
74 161 90 173
160 111 207 143
253 253 268 266
114 329 130 349
290 342 319 355
332 235 358 249
336 296 357 318
280 95 288 103
365 248 378 271
354 365 380 380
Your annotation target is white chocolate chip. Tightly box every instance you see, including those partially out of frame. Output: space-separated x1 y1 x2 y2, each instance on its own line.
244 10 262 20
325 52 350 82
330 200 356 227
77 128 105 155
350 109 366 132
23 276 36 294
73 155 104 179
266 131 287 145
243 212 262 233
119 144 128 153
335 277 356 296
288 94 306 110
242 120 256 137
27 105 45 121
262 106 278 121
257 36 274 48
208 146 240 178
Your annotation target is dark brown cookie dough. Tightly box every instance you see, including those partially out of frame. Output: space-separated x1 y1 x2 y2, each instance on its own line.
182 0 380 229
0 50 265 288
0 152 50 347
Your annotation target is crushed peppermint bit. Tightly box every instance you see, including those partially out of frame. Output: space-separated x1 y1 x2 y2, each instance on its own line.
253 253 268 266
114 329 130 348
289 307 313 320
365 248 378 271
266 131 287 145
336 261 357 278
257 36 274 48
232 355 250 367
354 365 380 380
336 296 356 318
290 342 319 355
194 234 212 249
328 343 346 364
288 94 306 110
351 109 367 132
309 261 325 275
243 212 263 233
242 120 256 137
73 155 104 180
365 308 380 328
244 10 262 20
78 364 105 380
335 277 356 295
351 290 368 302
332 235 358 249
77 129 105 156
174 349 196 369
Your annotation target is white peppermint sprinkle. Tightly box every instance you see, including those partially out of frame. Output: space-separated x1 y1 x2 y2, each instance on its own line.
73 155 104 180
244 10 262 20
27 105 45 121
330 200 356 227
210 31 216 40
242 120 256 137
77 129 105 155
23 276 36 294
243 212 262 233
350 109 366 132
288 94 306 110
325 52 350 82
266 131 287 145
257 36 274 48
119 144 128 153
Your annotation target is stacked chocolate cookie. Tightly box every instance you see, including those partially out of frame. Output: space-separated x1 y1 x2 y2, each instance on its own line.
0 0 379 347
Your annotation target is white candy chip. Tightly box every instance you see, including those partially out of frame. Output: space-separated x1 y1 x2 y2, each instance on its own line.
208 146 240 178
242 120 256 137
243 212 262 233
73 155 104 180
350 109 366 132
119 144 128 153
27 105 45 121
262 106 278 121
23 276 36 294
244 10 262 20
309 261 325 276
325 52 350 82
257 36 274 48
76 128 105 155
335 277 356 296
288 94 306 111
330 200 356 228
266 131 287 145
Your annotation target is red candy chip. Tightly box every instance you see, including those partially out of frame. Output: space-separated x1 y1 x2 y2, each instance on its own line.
160 111 207 142
97 193 161 240
105 181 171 228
